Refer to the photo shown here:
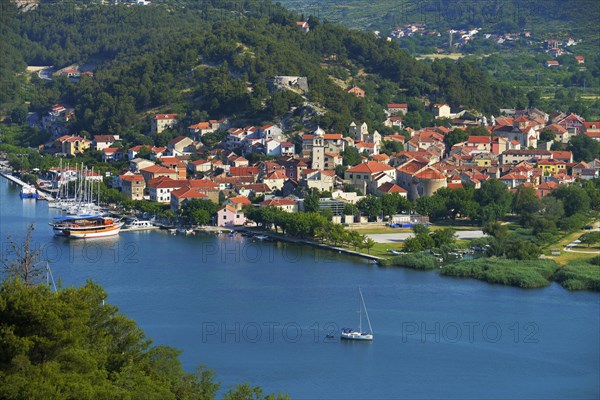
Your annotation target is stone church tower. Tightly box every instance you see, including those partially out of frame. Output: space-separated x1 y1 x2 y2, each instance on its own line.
311 126 325 170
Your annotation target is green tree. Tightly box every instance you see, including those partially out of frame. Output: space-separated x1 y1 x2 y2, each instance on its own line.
363 237 376 254
512 186 542 226
568 134 600 162
303 192 321 213
137 147 152 160
579 232 600 247
539 128 556 143
443 128 469 149
475 179 512 221
357 195 382 220
551 185 591 217
10 105 28 124
341 147 362 166
430 228 457 248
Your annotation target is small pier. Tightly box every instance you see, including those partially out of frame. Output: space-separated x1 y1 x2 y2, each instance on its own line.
0 171 54 201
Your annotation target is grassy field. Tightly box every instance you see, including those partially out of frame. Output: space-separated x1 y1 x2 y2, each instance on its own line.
543 228 599 265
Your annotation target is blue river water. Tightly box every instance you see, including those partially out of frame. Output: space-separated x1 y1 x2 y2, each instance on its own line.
1 177 599 399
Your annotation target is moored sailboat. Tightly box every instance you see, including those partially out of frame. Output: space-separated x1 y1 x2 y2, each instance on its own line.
341 288 374 341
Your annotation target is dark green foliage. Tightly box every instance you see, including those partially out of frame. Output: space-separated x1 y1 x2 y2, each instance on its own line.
201 130 228 148
579 231 600 247
431 228 457 248
568 134 600 162
475 179 512 221
403 234 435 253
2 1 526 134
441 259 558 288
380 193 412 217
551 185 591 217
341 147 362 166
179 199 219 226
403 225 455 252
539 128 556 143
356 195 382 220
303 192 320 213
443 128 468 149
0 280 221 399
378 253 438 270
512 185 542 226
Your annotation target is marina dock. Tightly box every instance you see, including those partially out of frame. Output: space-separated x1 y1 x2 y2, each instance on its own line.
0 171 54 201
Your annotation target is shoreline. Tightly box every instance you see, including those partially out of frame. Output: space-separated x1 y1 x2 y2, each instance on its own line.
234 228 381 262
3 173 597 292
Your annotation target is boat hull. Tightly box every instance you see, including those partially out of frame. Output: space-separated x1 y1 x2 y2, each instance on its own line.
341 331 373 341
63 226 121 239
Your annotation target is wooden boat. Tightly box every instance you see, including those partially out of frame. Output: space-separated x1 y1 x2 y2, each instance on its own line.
50 215 122 239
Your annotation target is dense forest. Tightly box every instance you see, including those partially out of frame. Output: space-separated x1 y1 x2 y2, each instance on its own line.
2 0 526 136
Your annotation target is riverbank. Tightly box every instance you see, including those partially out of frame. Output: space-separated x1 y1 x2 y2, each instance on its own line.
440 258 600 292
238 228 381 262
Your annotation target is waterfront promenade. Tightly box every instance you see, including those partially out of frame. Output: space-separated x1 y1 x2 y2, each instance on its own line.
0 171 54 201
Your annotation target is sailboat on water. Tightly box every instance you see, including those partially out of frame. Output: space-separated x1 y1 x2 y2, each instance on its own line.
341 287 374 341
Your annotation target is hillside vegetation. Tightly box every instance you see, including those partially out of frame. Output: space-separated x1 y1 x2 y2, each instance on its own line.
0 279 288 399
279 0 600 40
2 0 522 134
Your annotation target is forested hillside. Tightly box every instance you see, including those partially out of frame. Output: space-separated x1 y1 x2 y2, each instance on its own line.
278 0 600 40
2 0 524 136
279 0 600 118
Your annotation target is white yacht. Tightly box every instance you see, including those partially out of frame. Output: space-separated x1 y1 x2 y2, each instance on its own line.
122 219 157 231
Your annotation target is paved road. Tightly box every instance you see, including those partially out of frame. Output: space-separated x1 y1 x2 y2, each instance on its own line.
367 230 486 243
563 223 600 253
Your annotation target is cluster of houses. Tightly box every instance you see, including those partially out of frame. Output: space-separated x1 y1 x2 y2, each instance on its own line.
387 24 440 40
44 104 600 228
544 38 584 67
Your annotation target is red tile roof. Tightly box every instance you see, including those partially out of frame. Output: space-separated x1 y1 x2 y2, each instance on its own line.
260 198 297 207
141 165 178 174
413 167 445 180
228 196 251 205
346 161 394 174
171 187 208 199
377 182 407 193
468 136 491 144
154 114 178 120
119 174 144 182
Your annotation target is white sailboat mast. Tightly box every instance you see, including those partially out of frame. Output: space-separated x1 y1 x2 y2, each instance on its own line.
359 288 373 334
